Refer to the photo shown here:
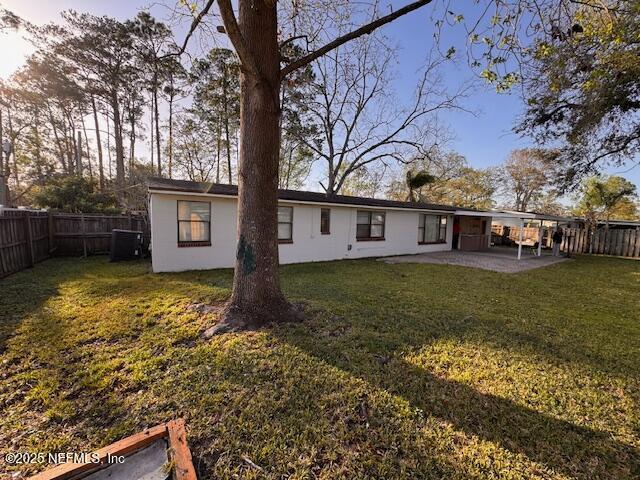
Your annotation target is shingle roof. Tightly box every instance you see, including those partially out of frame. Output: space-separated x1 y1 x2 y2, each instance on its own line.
147 177 456 212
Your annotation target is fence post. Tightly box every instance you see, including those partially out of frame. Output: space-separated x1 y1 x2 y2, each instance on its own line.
24 212 35 267
0 216 7 276
81 213 87 258
48 211 55 254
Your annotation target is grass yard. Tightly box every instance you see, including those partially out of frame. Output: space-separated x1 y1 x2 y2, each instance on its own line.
0 255 639 479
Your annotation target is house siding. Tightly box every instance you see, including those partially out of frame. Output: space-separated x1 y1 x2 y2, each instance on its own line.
150 192 453 273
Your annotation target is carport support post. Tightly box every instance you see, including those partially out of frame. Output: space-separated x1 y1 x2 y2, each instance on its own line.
517 218 524 260
537 221 543 257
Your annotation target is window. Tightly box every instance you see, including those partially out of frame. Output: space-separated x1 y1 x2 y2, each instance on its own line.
278 206 293 243
177 201 211 246
418 214 447 244
356 210 385 241
320 208 331 235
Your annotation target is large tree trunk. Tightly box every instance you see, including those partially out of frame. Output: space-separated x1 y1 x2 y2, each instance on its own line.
168 94 174 179
106 114 113 179
62 116 74 175
216 118 221 183
210 0 302 334
112 93 126 208
91 97 105 190
153 81 161 176
48 105 67 173
76 130 82 176
0 109 3 176
149 92 154 172
223 69 233 184
33 111 43 181
129 109 136 174
81 117 93 181
7 111 20 191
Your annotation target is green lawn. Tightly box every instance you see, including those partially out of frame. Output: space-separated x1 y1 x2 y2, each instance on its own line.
0 256 639 479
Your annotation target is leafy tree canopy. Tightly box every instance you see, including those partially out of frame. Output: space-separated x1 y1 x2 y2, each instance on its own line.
32 176 119 213
0 8 20 31
573 175 638 222
406 170 436 202
519 0 640 186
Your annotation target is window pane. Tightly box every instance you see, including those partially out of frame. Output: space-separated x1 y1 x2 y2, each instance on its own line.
439 216 447 241
371 212 385 225
178 222 191 241
418 227 425 242
370 224 384 238
357 211 370 225
424 215 439 243
278 223 292 240
178 201 210 221
321 208 330 234
419 214 425 228
439 225 447 242
179 221 209 242
356 224 370 238
278 206 293 222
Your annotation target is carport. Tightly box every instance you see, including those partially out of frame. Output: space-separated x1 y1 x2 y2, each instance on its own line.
455 209 572 260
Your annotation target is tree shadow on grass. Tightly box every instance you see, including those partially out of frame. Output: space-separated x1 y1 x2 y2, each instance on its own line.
276 322 640 479
0 259 149 475
0 260 72 355
1 283 128 442
279 258 640 379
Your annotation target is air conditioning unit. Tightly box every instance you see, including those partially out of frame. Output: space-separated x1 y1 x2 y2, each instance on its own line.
110 229 144 262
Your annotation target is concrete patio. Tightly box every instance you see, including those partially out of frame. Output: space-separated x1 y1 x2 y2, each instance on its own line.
383 247 570 273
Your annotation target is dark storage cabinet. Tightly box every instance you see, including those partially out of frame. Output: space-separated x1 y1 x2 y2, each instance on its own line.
110 229 144 261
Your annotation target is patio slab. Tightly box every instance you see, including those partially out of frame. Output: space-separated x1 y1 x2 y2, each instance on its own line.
382 248 570 273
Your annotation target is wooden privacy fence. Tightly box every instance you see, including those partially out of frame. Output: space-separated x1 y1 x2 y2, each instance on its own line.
0 209 148 278
561 227 640 258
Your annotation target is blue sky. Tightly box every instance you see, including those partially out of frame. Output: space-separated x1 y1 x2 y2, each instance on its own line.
383 2 640 187
385 4 528 170
1 0 638 189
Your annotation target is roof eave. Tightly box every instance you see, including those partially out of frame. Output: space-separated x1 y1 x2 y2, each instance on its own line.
149 188 455 213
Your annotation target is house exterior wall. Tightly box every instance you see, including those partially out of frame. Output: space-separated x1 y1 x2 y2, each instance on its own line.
150 192 453 273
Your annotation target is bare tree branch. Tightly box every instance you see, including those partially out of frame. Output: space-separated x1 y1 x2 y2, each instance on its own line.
280 0 435 78
162 0 216 58
217 0 262 78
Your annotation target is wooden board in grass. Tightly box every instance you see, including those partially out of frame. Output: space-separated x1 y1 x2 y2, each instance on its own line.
29 419 197 480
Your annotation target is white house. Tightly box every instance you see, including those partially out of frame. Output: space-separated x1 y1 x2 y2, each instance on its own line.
148 178 457 272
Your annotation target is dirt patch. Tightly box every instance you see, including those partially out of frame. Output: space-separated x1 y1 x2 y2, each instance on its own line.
185 303 225 315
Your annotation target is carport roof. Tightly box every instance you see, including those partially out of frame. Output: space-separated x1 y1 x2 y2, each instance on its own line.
455 208 573 222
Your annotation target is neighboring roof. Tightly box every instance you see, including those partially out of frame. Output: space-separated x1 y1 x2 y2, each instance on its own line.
572 217 640 226
147 177 456 212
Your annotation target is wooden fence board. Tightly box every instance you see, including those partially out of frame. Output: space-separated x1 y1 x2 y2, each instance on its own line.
513 225 638 259
626 230 635 257
622 230 631 257
0 210 148 278
598 230 606 254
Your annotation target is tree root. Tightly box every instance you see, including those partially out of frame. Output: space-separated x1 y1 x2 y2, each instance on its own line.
201 299 306 338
